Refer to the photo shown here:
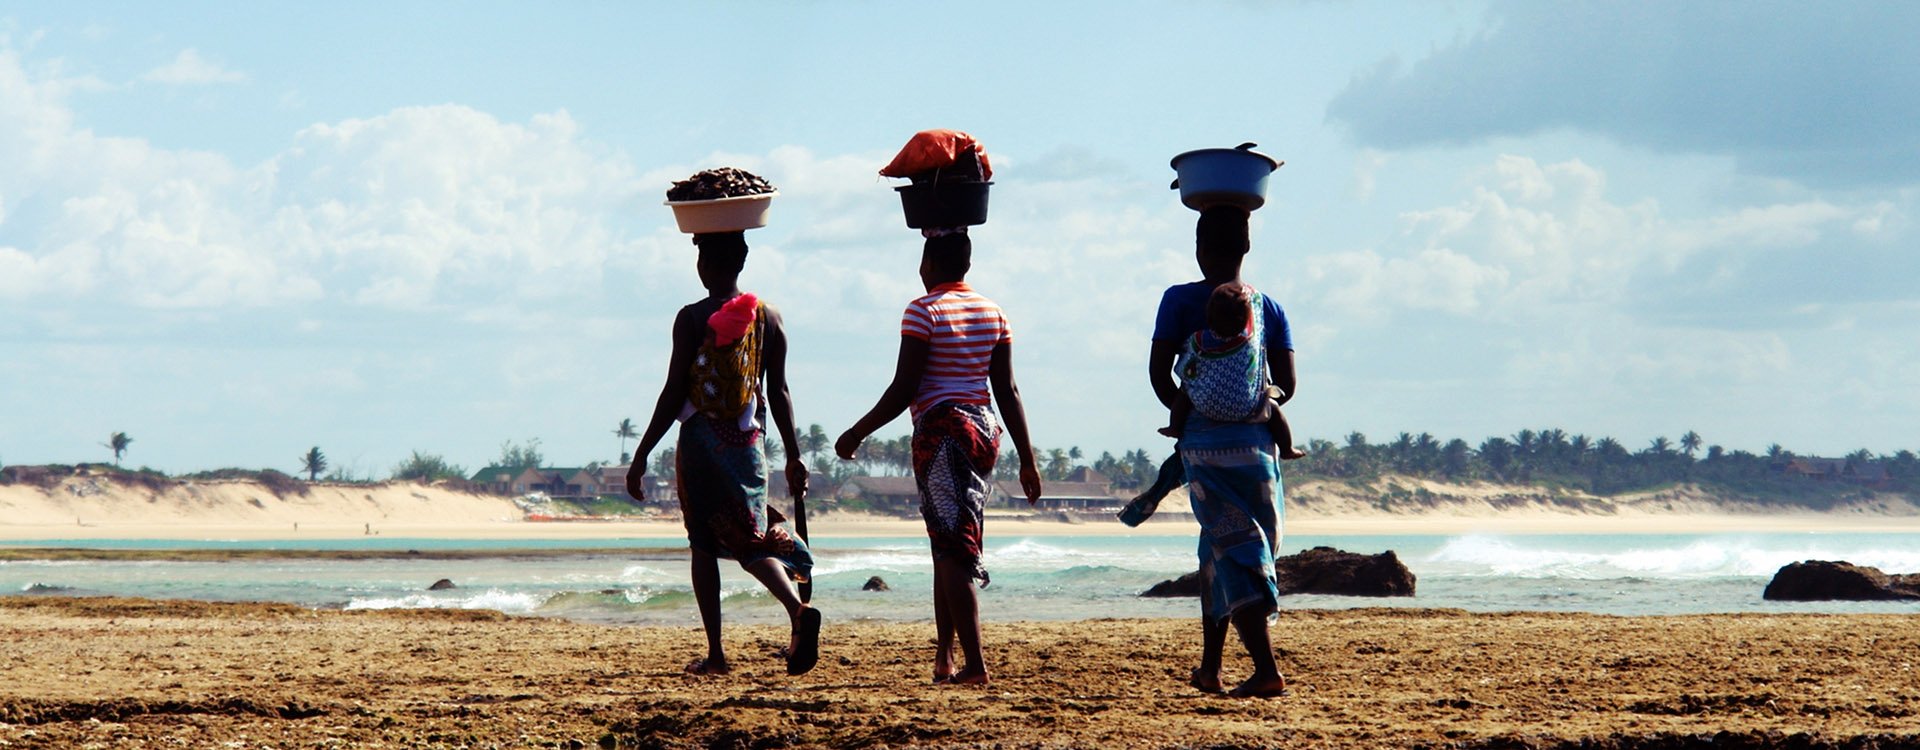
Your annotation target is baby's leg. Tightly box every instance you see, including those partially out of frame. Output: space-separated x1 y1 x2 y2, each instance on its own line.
1267 399 1306 460
1159 390 1192 439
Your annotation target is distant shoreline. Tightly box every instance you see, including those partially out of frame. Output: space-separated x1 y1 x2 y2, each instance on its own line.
6 471 1920 544
7 510 1920 545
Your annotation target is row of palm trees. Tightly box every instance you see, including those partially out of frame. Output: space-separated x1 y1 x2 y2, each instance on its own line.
1288 428 1919 499
607 417 1920 502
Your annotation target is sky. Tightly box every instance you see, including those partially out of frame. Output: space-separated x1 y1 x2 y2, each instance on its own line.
2 1 1917 477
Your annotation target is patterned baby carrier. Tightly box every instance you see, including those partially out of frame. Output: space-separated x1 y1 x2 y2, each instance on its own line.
688 294 765 426
1178 290 1270 423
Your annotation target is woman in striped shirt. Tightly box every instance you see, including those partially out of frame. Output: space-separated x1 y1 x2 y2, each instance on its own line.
836 232 1043 686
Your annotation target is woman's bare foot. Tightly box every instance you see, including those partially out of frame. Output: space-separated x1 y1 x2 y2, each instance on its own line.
1188 667 1224 694
932 641 956 684
947 665 990 686
684 657 730 676
1227 673 1287 698
1279 446 1307 460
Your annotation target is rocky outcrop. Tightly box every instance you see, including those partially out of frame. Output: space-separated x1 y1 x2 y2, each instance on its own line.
862 576 890 592
428 579 458 591
1762 560 1920 601
1141 546 1416 598
1141 572 1205 598
1277 547 1417 597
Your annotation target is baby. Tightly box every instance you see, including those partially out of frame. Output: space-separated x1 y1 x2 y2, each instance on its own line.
1160 281 1306 460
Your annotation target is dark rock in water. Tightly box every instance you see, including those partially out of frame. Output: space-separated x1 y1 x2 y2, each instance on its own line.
1140 546 1416 598
22 583 72 594
1141 571 1203 598
428 579 457 591
862 576 890 592
1277 546 1417 597
1763 560 1920 601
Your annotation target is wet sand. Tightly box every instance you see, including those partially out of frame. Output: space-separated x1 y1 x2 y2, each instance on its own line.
2 597 1917 748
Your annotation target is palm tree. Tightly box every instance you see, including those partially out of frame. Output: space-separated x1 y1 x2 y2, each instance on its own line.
1441 439 1471 477
1679 431 1702 458
1512 429 1538 459
103 432 133 465
1125 449 1158 488
1478 437 1514 476
1415 432 1440 468
803 424 830 465
1595 437 1626 464
1044 448 1071 480
301 446 328 482
613 418 638 463
1646 436 1674 456
650 448 677 485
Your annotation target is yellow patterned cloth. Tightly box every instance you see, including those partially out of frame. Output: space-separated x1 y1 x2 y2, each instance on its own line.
688 300 765 423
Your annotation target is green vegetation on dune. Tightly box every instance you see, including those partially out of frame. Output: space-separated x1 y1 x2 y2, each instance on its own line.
1283 430 1916 509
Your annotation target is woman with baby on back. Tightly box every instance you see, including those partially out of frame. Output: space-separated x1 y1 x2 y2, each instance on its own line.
1146 205 1298 698
626 228 822 679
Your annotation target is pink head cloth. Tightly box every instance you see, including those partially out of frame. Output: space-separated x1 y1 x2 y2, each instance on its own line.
707 293 759 346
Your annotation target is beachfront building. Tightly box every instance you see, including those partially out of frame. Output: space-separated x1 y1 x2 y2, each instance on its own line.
837 476 921 513
1004 468 1123 512
469 466 518 495
1773 457 1892 489
468 465 634 499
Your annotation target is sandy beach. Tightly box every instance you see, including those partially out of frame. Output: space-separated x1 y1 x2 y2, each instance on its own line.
2 597 1916 749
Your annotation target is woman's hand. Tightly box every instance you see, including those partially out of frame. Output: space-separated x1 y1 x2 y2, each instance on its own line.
625 462 648 502
785 457 810 499
1018 459 1043 506
834 430 863 461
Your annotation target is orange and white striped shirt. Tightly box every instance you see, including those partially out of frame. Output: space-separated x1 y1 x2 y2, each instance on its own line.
900 282 1012 415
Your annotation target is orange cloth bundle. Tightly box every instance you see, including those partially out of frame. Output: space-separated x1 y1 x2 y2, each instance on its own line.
879 129 993 180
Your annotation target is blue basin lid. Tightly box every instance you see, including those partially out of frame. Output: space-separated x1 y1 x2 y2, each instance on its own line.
1170 143 1281 171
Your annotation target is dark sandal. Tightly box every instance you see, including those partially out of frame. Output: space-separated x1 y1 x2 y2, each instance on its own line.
786 607 822 676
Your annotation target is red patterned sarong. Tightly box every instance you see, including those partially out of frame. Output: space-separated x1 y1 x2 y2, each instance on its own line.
911 401 1001 585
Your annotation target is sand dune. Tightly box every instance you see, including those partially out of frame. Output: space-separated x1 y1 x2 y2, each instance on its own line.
4 470 1918 540
0 472 521 528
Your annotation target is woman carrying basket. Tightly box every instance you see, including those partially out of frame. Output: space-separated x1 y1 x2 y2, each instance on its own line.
628 228 822 678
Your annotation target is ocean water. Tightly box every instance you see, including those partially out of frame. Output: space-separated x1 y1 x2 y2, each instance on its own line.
5 533 1920 625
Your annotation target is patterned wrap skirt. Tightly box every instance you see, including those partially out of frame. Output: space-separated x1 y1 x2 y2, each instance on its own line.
911 401 1002 586
1181 419 1283 623
676 411 813 580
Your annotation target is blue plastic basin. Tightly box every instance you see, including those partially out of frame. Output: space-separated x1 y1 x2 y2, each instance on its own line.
1170 145 1282 211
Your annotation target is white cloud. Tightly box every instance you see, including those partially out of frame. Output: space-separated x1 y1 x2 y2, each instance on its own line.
1328 2 1920 187
140 48 246 86
1301 155 1894 330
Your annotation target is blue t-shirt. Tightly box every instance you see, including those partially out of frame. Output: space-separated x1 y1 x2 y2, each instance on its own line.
1151 281 1293 351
